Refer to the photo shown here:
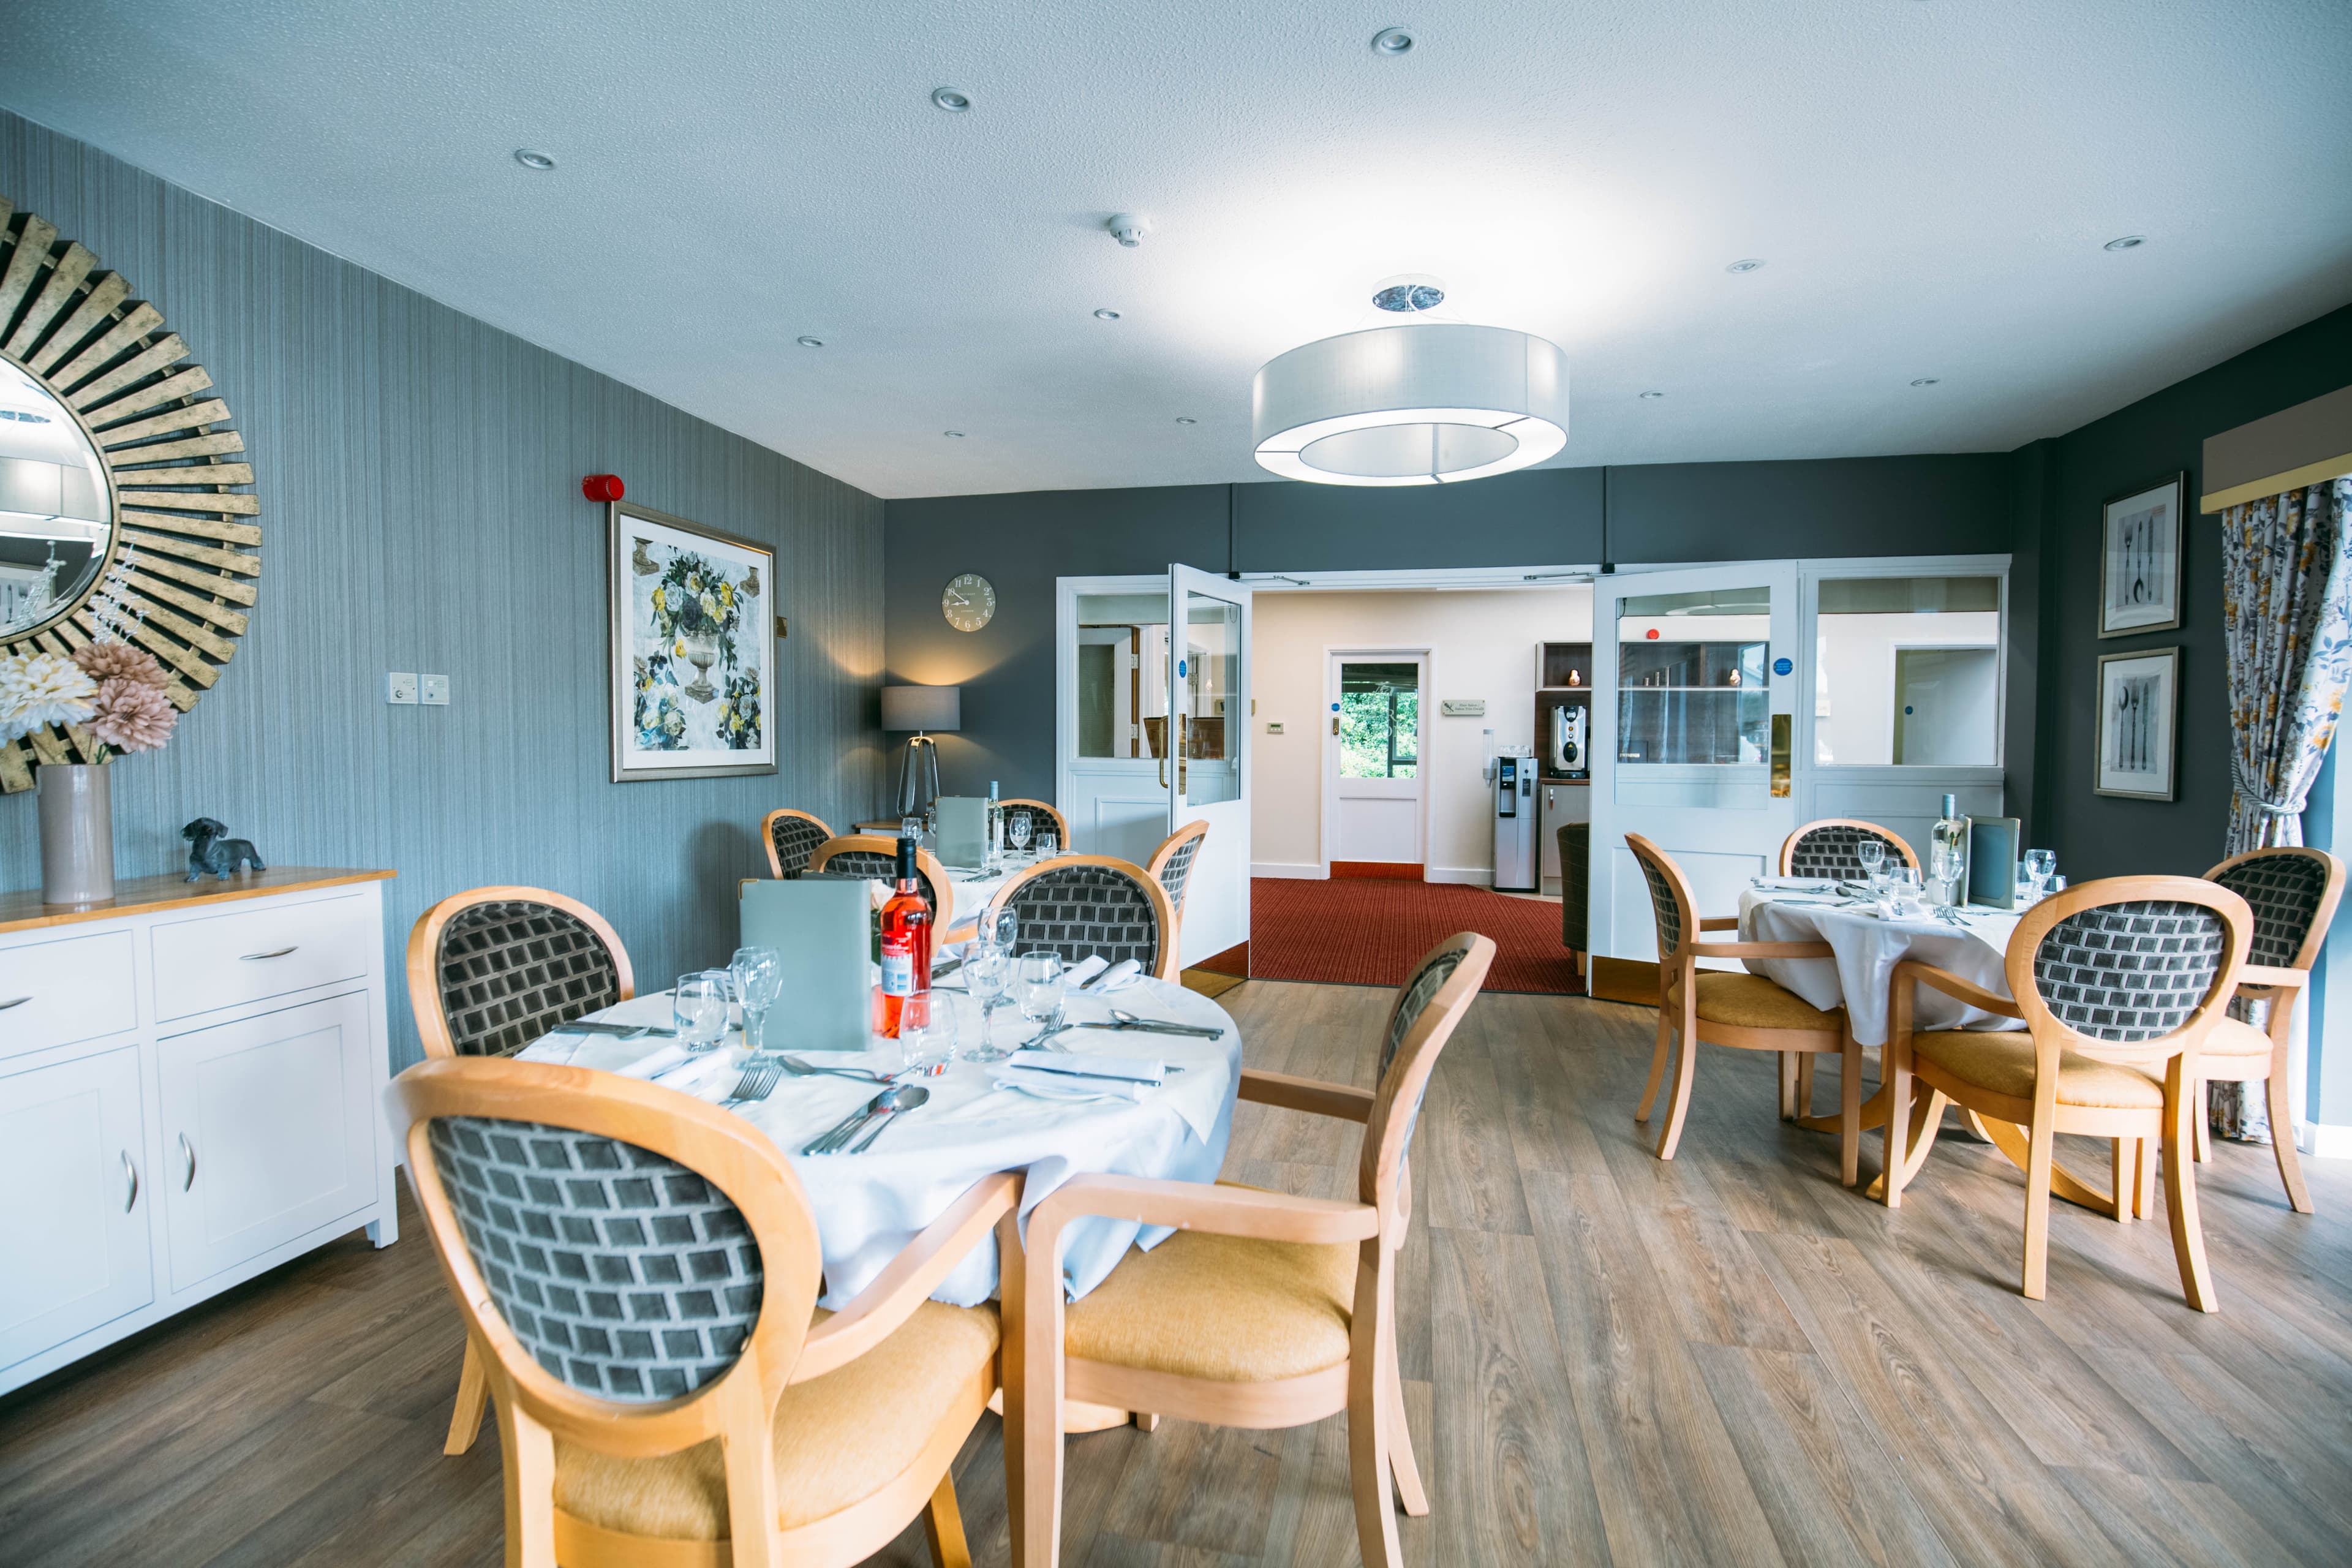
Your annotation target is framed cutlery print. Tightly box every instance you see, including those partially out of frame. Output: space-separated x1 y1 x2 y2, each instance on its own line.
2095 646 2179 801
2098 473 2185 637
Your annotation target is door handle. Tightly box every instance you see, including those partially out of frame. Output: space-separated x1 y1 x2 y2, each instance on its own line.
1158 755 1168 788
180 1133 197 1191
1770 713 1792 798
123 1150 138 1213
240 946 298 961
0 995 27 1010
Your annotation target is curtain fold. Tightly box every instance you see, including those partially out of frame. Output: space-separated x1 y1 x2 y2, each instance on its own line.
2214 475 2352 1140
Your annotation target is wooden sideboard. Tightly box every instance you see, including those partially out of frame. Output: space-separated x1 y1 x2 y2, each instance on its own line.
0 868 399 1396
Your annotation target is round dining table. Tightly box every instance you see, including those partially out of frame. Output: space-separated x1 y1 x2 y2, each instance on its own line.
514 975 1242 1310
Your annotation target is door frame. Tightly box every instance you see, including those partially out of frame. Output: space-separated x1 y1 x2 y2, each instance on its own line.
1319 645 1433 878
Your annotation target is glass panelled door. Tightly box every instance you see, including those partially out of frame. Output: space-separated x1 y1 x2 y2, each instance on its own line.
1588 562 1800 961
1170 564 1251 970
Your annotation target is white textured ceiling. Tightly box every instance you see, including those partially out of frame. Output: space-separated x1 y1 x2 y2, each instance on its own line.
3 1 2348 499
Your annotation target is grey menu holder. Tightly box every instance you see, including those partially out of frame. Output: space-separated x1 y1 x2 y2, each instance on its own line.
1966 816 2021 910
935 795 988 869
739 878 873 1051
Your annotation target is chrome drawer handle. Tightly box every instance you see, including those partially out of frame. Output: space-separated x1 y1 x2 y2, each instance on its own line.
123 1151 138 1213
180 1133 197 1191
0 995 28 1010
240 946 298 960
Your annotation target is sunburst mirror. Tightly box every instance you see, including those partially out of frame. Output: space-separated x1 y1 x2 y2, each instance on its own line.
0 195 259 793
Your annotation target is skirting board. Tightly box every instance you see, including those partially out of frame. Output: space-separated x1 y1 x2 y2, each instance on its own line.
1249 862 1497 884
1427 866 1495 886
1252 862 1327 880
2295 1118 2352 1160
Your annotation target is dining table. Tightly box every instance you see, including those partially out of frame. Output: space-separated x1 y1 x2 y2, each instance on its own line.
513 974 1243 1311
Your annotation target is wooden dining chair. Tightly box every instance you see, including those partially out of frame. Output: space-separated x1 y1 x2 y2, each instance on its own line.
760 808 835 879
392 1055 1017 1568
1005 932 1497 1568
408 886 639 1457
2193 845 2345 1213
987 854 1180 981
1143 820 1209 923
1778 818 1918 879
1626 834 1864 1182
999 798 1070 850
808 834 954 960
1881 875 2252 1308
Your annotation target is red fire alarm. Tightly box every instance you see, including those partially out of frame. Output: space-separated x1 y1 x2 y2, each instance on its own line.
1645 627 1660 639
582 473 625 503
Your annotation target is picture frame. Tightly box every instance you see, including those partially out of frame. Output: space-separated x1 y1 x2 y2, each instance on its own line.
608 500 777 782
2098 472 2185 637
2094 646 2179 801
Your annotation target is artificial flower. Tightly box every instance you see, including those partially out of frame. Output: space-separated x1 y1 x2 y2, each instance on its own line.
0 650 99 742
74 641 168 688
89 677 177 753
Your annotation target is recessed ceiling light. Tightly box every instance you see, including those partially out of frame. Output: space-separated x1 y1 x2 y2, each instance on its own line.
1093 308 1121 321
1371 26 1415 55
796 336 824 349
1175 417 1197 424
2104 234 2146 251
1725 258 1765 274
943 429 965 438
930 87 971 112
512 148 556 171
1638 391 1666 400
1910 377 1940 387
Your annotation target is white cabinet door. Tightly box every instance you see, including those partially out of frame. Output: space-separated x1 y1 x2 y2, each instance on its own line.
157 992 375 1292
0 1047 153 1372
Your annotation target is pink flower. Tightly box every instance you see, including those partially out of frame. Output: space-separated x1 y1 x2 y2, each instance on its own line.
89 677 177 753
74 641 168 688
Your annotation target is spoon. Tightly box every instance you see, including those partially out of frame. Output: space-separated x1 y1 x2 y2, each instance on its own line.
1107 1008 1225 1039
846 1085 932 1153
780 1055 900 1085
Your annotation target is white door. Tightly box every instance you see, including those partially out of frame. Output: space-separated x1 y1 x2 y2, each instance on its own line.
1061 581 1177 866
159 992 377 1291
0 1047 153 1372
1169 564 1252 970
1325 652 1427 870
1588 562 1801 960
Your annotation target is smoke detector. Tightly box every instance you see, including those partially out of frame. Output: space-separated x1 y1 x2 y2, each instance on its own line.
1107 213 1149 249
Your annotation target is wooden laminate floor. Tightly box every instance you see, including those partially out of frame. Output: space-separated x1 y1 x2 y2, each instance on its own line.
7 981 2352 1566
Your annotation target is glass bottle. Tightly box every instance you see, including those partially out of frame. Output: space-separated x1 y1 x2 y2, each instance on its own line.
876 835 933 1038
987 778 1003 871
1931 793 1969 907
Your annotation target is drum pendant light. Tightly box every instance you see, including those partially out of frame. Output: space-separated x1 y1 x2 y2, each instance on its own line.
1251 322 1570 486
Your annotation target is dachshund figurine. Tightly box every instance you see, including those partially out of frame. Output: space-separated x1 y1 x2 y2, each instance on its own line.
183 817 266 882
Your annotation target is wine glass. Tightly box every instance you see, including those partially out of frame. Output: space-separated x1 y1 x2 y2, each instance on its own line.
2023 849 2057 903
1007 813 1033 860
981 907 1018 952
672 971 731 1053
1016 951 1065 1046
729 946 782 1052
899 992 957 1075
963 946 1012 1061
1855 840 1885 891
1035 827 1060 859
1929 843 1964 905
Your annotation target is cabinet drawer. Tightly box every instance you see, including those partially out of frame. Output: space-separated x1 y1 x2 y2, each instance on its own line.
1 1047 154 1372
0 929 137 1061
151 894 372 1023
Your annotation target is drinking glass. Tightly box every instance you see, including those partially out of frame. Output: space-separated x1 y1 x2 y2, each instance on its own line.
672 971 731 1053
1007 814 1033 859
729 946 783 1052
1883 867 1921 910
1035 827 1060 859
1855 840 1885 890
899 992 957 1074
2023 849 2057 902
1016 950 1065 1043
963 946 1012 1061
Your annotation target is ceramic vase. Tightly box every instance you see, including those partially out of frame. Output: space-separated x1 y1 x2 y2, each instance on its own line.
37 763 115 906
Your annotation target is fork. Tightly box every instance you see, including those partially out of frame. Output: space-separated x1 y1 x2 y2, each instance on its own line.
722 1054 787 1107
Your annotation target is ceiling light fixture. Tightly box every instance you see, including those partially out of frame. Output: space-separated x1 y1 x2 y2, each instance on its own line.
1910 377 1940 386
930 87 971 111
1725 258 1765 274
2104 234 2146 251
1093 307 1121 321
943 429 965 438
513 148 556 171
796 336 824 348
1638 391 1666 400
1372 276 1446 314
1252 323 1569 488
1371 26 1415 55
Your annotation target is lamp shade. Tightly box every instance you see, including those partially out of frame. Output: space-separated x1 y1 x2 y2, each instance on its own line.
881 684 960 731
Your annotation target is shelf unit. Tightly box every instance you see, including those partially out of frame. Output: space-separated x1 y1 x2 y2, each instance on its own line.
1536 640 1593 784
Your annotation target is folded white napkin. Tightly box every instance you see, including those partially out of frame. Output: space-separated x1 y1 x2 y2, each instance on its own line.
1084 958 1144 993
1753 876 1834 891
612 1042 691 1080
1006 1047 1164 1084
514 1036 582 1064
992 1067 1154 1103
1063 955 1110 989
1872 896 1928 921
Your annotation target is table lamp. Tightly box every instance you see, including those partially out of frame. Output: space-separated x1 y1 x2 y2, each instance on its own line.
881 684 960 825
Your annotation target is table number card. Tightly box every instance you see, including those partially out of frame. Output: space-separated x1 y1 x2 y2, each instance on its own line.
1966 816 2021 910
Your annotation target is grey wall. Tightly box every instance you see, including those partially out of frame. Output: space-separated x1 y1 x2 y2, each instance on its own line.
884 453 2016 802
0 109 886 1068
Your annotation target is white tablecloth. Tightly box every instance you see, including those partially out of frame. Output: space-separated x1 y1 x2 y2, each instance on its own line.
1736 886 2026 1047
507 976 1240 1310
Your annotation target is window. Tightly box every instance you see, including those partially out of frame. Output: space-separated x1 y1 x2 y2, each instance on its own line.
1813 575 2001 765
1338 662 1420 779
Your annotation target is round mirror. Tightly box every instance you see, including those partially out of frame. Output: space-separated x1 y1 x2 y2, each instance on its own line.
0 356 114 640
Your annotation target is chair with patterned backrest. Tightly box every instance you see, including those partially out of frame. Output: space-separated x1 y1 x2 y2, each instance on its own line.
1625 834 1864 1181
2195 845 2345 1213
392 1055 1016 1568
998 798 1070 852
987 854 1179 981
1882 875 2252 1308
1777 818 1919 880
1144 820 1209 924
407 886 640 1457
760 809 835 880
1007 933 1496 1568
807 835 954 960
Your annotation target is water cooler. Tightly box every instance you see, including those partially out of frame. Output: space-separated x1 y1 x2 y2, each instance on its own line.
1493 749 1538 892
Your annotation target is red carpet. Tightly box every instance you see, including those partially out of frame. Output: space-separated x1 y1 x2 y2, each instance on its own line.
1202 878 1583 995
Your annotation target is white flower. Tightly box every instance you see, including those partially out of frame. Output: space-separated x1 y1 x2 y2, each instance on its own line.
0 650 99 743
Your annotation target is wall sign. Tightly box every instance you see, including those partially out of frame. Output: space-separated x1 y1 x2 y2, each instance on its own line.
1773 656 1793 676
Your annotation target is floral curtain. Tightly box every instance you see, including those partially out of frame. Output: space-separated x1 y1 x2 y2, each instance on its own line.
2214 475 2352 1139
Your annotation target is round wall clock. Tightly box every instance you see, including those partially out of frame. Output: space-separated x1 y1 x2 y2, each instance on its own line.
941 573 995 632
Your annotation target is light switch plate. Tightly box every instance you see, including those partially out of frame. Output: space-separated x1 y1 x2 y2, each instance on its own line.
420 673 450 706
1266 721 1284 734
386 671 418 704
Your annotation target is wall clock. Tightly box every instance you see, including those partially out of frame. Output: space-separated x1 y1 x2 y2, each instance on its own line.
942 573 995 632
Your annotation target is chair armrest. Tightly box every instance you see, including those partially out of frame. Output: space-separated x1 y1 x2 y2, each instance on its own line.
1028 1174 1380 1266
1698 915 1740 932
1894 960 2022 1018
1688 940 1835 961
1238 1068 1375 1123
791 1171 1020 1382
2238 964 2307 993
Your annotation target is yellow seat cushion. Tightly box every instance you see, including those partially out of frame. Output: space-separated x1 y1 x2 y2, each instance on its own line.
1912 1031 2163 1110
1684 971 1841 1033
1063 1202 1359 1382
2199 1017 2272 1059
552 1299 999 1539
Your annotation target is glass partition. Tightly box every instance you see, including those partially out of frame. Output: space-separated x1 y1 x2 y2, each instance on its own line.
1180 587 1242 807
1615 584 1771 808
1813 575 2000 765
1073 591 1170 758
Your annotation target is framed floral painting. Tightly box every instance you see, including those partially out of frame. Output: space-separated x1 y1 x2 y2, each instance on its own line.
607 500 777 782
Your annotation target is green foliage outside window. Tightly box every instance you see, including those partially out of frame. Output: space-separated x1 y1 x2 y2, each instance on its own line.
1340 687 1419 778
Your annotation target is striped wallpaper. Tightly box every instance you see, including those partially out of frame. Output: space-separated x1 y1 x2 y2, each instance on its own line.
0 108 886 1068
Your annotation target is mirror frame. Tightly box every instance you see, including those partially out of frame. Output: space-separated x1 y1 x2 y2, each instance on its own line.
0 197 260 792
